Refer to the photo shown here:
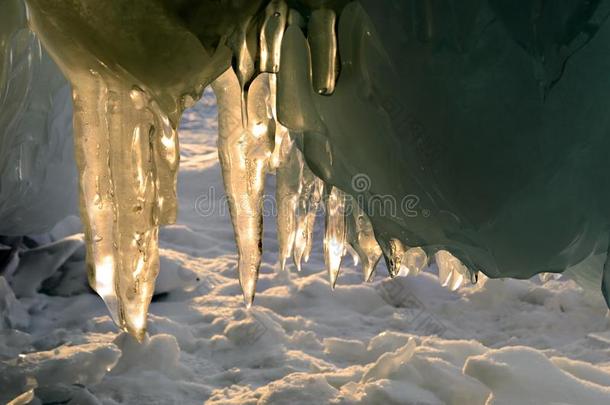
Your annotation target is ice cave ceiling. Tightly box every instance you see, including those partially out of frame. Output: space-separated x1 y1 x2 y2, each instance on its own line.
2 0 610 339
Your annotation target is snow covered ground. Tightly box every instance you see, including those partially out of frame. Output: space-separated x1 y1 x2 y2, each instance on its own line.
2 90 610 404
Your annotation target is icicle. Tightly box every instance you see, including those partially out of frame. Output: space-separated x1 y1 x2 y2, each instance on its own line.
435 250 470 291
346 201 382 282
148 97 180 225
436 250 453 287
324 187 347 289
307 9 338 95
293 161 323 271
381 238 407 278
403 247 428 276
268 74 290 170
259 0 288 73
306 177 325 264
275 134 300 270
229 16 258 126
539 272 562 283
293 161 312 271
212 69 274 307
72 73 173 341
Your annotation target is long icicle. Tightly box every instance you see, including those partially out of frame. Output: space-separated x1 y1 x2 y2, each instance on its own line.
324 186 347 289
212 69 274 307
259 0 288 73
346 200 382 282
275 134 301 270
304 174 324 263
293 160 323 271
73 73 172 341
307 8 338 95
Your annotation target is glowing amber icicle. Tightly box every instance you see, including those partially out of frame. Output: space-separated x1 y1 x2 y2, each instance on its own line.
324 187 347 289
72 72 174 341
259 0 288 73
307 8 338 95
346 201 382 282
212 69 274 307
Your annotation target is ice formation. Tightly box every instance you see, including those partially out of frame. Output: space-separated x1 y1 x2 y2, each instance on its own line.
212 69 274 307
292 160 324 271
324 187 347 289
2 0 610 339
346 199 382 282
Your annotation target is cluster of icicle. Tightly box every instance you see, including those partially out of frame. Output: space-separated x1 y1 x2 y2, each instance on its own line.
34 0 475 340
210 2 476 310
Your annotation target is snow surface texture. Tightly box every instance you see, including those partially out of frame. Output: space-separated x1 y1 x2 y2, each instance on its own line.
2 92 610 405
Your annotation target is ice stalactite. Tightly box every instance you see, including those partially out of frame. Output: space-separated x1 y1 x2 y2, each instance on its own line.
435 250 470 291
259 0 288 74
275 134 301 271
401 247 428 277
256 6 308 276
274 19 328 274
71 73 178 341
307 9 338 95
148 100 180 226
293 161 324 271
346 200 382 282
380 238 408 278
212 69 274 307
324 187 347 289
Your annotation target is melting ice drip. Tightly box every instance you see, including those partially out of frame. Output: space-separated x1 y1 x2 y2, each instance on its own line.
13 0 610 339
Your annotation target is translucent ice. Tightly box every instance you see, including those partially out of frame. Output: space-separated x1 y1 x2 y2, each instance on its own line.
381 238 408 279
275 134 300 271
435 250 470 291
324 187 347 289
260 0 288 73
346 201 382 282
293 160 324 271
212 69 274 306
403 247 428 277
71 73 165 340
307 9 338 95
